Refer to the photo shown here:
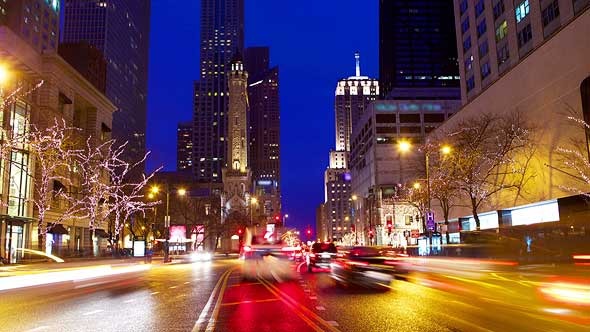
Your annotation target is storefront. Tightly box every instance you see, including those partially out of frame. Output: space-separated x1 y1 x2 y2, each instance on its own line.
1 217 33 264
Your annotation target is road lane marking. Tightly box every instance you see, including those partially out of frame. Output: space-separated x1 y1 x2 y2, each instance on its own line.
258 278 326 332
169 286 177 289
184 281 190 284
192 269 232 331
259 277 341 332
297 262 306 273
220 298 279 306
150 291 160 295
205 267 233 332
82 309 103 316
309 296 317 300
327 321 340 327
229 282 261 287
316 306 326 311
123 299 135 304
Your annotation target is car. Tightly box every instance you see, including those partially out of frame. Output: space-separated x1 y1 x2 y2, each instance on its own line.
307 242 337 272
190 251 213 262
241 228 296 281
330 246 399 290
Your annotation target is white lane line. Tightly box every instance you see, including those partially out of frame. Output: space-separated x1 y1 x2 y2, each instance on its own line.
150 291 160 295
169 286 177 289
315 306 326 311
296 262 306 273
192 269 231 332
82 309 103 316
309 296 317 300
184 281 190 284
123 299 135 304
25 326 51 332
326 321 339 327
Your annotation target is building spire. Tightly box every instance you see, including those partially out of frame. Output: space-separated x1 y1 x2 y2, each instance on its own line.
355 51 361 77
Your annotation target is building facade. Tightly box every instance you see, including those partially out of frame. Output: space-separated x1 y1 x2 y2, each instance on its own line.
350 97 460 246
2 0 59 53
62 0 151 174
193 0 245 183
1 21 116 262
177 122 193 171
379 0 460 97
245 47 281 219
58 41 107 93
432 1 590 234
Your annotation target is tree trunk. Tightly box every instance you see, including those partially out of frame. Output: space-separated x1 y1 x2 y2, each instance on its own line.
37 221 46 253
471 197 481 230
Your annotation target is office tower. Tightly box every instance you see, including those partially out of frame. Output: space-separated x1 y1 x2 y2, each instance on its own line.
2 0 59 53
177 122 193 171
62 0 151 173
193 0 245 183
379 0 460 97
245 47 281 217
335 52 379 152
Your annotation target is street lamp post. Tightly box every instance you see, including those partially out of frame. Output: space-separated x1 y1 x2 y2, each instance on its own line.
151 184 185 263
249 196 257 227
283 214 289 228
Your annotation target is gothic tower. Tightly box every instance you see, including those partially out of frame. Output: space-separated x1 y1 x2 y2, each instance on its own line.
222 54 252 212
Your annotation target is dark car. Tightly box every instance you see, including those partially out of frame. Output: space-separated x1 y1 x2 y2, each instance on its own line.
330 246 400 290
306 242 337 272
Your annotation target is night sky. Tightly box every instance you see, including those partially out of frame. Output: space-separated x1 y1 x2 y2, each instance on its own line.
146 1 378 232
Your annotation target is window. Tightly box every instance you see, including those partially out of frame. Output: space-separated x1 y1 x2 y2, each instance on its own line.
515 0 530 23
493 1 505 20
479 41 489 57
517 24 533 47
481 62 491 79
461 17 470 33
465 54 474 71
495 20 508 41
541 0 560 27
463 36 472 52
475 0 485 17
467 76 476 91
497 44 510 65
477 19 487 37
460 0 468 15
8 151 31 217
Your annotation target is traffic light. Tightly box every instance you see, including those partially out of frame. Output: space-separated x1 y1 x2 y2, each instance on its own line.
306 229 311 236
386 218 393 235
274 215 281 222
238 228 243 235
350 224 355 233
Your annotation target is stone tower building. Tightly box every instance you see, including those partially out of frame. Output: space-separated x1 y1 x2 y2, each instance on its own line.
222 55 252 212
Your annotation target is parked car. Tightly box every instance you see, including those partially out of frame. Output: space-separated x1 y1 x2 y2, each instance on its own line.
307 242 337 272
330 246 400 290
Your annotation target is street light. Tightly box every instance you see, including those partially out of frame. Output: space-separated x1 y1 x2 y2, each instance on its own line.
0 65 9 86
440 145 452 155
413 182 421 190
397 139 412 183
150 184 186 262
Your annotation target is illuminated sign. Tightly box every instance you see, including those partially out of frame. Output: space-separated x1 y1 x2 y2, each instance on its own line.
374 102 443 112
257 180 273 186
170 225 187 243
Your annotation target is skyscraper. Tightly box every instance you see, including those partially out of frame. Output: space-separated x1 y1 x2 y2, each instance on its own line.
245 47 281 217
322 53 377 242
62 0 151 173
193 0 245 183
334 52 379 152
2 0 60 53
177 122 193 171
379 0 460 97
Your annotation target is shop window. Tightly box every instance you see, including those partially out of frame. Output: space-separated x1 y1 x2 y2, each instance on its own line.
8 151 31 217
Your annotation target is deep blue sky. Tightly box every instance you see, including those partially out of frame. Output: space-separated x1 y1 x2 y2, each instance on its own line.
146 1 378 232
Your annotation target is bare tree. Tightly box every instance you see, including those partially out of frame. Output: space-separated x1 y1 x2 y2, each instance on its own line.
27 120 84 250
555 116 590 195
447 112 532 229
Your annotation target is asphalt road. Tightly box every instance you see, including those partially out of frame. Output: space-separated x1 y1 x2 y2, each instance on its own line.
1 258 589 332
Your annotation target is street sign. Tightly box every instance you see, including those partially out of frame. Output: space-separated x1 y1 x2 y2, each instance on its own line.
426 212 435 231
411 229 420 238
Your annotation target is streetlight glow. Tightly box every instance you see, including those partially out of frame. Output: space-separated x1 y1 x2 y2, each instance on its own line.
0 65 9 85
148 193 155 199
150 186 160 194
441 145 452 155
413 182 421 189
177 188 187 196
351 194 358 201
251 197 258 204
398 140 412 153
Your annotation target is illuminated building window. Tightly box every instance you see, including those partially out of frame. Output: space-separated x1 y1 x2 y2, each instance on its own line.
495 21 508 42
515 0 530 23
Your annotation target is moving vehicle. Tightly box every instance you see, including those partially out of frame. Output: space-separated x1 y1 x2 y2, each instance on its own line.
307 242 337 272
241 228 296 281
330 246 400 290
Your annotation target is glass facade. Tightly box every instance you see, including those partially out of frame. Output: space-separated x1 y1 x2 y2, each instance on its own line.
379 0 460 97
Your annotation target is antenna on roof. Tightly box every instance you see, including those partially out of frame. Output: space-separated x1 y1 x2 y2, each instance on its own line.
354 51 361 77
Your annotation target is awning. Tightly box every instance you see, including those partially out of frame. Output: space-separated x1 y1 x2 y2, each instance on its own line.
94 229 110 238
48 224 69 235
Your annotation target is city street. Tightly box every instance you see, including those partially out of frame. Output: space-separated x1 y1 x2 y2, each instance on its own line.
1 258 589 332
